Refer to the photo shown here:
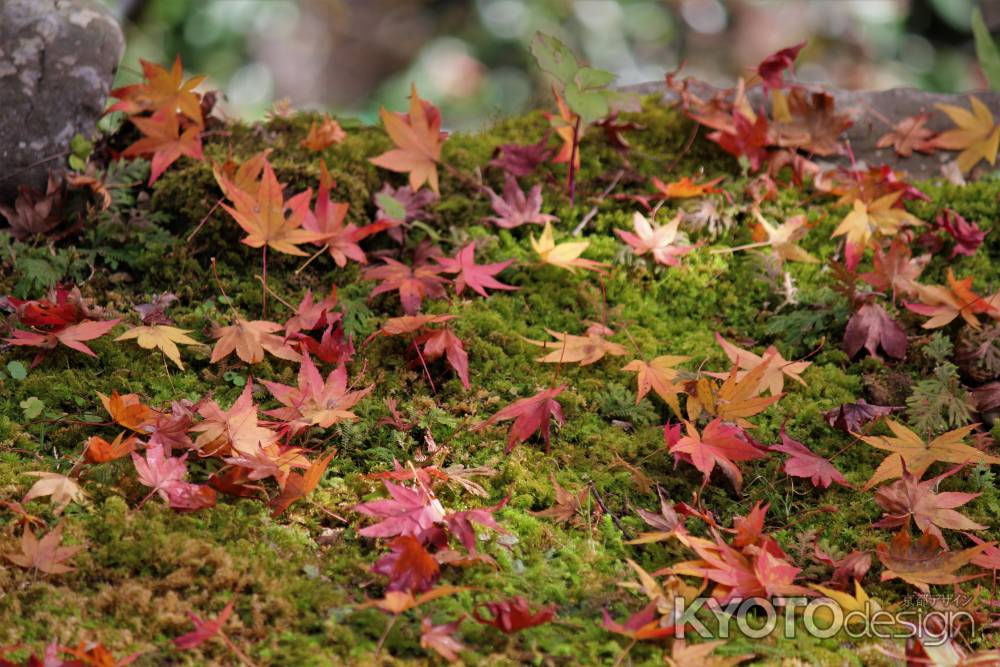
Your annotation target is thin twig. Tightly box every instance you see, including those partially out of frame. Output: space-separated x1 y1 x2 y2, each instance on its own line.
589 481 632 540
186 197 223 242
572 169 625 236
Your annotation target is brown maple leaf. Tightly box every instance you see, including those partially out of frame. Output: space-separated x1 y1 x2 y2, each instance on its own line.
873 464 985 546
210 318 301 365
769 88 852 156
876 527 989 592
531 474 590 524
876 113 937 157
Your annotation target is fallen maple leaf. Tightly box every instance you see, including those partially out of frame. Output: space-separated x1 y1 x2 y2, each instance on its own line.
486 174 558 229
524 328 628 366
7 317 121 366
420 616 466 663
363 257 450 315
474 385 566 453
531 473 589 524
874 464 984 546
210 318 301 365
933 96 1000 174
545 86 581 168
686 361 783 426
769 427 849 489
757 41 806 89
473 596 555 634
876 112 936 157
843 302 907 360
359 585 467 616
615 211 694 267
191 381 280 456
622 355 689 417
300 114 346 151
490 132 553 177
859 240 929 302
769 88 853 156
269 451 335 518
220 159 325 256
670 419 767 491
601 603 675 643
354 480 447 540
711 333 809 396
938 208 986 258
530 221 608 273
906 269 1000 330
173 600 235 649
263 353 370 430
372 535 440 593
860 420 999 489
5 523 82 575
132 443 188 505
652 175 724 199
751 210 817 265
876 526 989 592
832 191 922 269
709 111 770 171
21 472 85 515
824 399 900 433
83 432 139 464
122 109 204 185
108 55 205 122
435 242 517 297
415 325 471 389
369 84 445 194
303 164 388 267
115 324 201 370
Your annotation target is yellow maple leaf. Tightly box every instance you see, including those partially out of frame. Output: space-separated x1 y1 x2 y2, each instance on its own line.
753 210 818 265
530 221 608 273
934 96 1000 174
861 420 1000 489
115 324 202 370
833 191 922 256
524 328 627 365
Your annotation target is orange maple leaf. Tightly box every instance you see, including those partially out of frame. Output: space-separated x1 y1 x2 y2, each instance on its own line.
108 55 205 123
210 318 301 365
301 115 347 151
651 176 724 199
220 159 326 256
622 355 690 416
369 84 445 194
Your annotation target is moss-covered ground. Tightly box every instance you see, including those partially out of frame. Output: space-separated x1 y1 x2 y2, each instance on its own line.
3 95 1000 665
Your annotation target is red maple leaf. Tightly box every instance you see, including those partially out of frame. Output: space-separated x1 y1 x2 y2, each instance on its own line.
303 164 389 267
601 603 676 641
938 209 986 258
363 257 450 315
769 427 849 489
669 419 766 491
435 242 517 298
372 535 441 593
7 318 120 366
473 596 556 634
173 601 234 649
122 110 204 185
474 385 567 453
709 112 770 171
757 41 806 89
354 481 447 540
414 326 470 389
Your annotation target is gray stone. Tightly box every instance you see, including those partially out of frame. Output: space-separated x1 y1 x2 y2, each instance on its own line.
625 80 1000 180
0 0 124 201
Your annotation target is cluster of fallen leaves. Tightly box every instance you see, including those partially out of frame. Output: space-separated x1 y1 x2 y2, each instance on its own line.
7 38 1000 665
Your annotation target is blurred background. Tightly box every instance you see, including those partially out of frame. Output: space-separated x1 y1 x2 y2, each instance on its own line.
102 0 1000 129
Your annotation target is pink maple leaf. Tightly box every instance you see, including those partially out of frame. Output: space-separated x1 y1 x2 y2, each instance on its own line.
435 242 517 298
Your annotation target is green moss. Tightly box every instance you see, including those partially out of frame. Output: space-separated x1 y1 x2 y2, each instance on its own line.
4 94 1000 664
